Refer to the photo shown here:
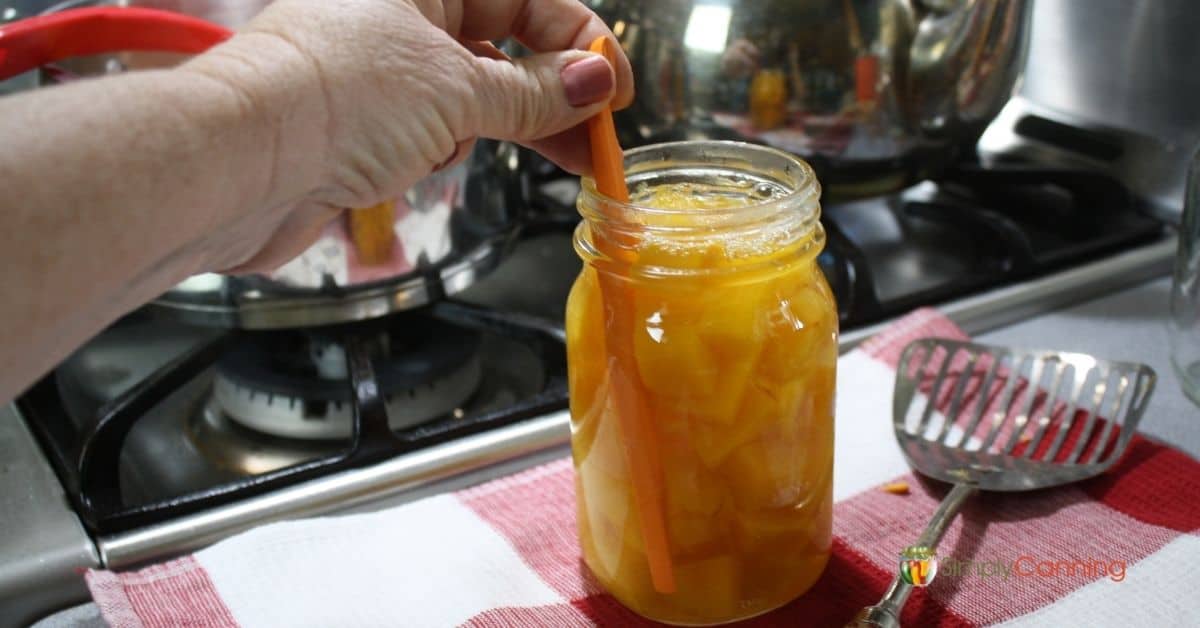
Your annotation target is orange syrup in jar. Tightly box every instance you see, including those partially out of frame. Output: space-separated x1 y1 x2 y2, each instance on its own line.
567 142 837 625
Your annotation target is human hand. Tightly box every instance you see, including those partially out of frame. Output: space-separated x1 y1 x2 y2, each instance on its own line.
182 0 633 272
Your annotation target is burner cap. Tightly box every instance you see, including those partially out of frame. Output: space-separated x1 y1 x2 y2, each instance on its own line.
213 317 482 440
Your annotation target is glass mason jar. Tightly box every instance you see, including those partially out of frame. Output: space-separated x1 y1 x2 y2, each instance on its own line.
566 141 838 625
1169 146 1200 407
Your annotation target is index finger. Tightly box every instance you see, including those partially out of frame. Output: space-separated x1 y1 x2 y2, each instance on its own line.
448 0 634 109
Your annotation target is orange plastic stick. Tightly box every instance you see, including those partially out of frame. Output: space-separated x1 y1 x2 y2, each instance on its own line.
587 43 630 205
347 201 396 265
586 36 676 594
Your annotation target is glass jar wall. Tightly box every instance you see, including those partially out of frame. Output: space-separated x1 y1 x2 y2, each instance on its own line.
566 141 838 625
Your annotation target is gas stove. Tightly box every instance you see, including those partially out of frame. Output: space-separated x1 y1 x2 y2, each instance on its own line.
0 157 1176 626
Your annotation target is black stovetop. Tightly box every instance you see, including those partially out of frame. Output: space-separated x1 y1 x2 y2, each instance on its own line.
18 159 1166 535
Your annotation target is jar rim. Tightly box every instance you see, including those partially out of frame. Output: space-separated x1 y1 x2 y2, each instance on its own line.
574 141 825 279
578 140 820 223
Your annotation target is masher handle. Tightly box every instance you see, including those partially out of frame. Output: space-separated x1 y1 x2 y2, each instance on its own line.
845 482 978 628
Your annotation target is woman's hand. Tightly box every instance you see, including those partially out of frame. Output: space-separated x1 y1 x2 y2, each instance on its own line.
185 0 634 272
0 0 631 401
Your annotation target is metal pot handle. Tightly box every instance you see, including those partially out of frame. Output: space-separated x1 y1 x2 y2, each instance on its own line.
0 6 231 81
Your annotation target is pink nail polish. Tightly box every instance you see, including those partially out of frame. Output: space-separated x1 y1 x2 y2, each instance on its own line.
562 56 615 107
432 145 460 173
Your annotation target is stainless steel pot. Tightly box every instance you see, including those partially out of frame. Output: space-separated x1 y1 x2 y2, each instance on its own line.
980 0 1200 219
1 0 523 330
593 0 1031 200
157 139 522 329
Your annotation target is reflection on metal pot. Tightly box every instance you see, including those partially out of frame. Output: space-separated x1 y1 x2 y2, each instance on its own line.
153 139 524 329
595 0 1031 200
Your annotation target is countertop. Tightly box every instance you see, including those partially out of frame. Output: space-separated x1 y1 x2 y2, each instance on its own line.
32 276 1199 627
978 277 1199 459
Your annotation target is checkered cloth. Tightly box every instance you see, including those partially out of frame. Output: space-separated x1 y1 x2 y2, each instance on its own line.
86 309 1200 627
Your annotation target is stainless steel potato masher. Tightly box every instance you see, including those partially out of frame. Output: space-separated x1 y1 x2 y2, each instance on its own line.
848 338 1156 628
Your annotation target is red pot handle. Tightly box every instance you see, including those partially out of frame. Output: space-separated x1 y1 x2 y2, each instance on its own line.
0 7 233 82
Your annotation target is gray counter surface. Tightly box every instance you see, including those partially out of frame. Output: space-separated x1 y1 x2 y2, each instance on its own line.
979 277 1199 459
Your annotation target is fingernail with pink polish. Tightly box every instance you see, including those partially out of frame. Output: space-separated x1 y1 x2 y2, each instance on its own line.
562 56 614 107
433 145 460 173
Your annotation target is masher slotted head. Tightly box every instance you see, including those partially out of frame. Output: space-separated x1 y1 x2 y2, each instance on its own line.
893 338 1157 491
848 338 1157 628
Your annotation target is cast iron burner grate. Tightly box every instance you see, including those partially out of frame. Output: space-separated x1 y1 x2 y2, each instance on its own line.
525 157 1165 330
827 164 1165 325
18 300 568 535
213 317 485 439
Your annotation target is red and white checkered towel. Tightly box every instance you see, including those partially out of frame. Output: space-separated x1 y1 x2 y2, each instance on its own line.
86 309 1200 627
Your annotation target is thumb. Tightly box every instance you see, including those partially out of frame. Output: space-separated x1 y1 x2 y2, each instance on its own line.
469 50 615 143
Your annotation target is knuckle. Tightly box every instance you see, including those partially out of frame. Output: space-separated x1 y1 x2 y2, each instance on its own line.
471 56 559 140
516 63 556 138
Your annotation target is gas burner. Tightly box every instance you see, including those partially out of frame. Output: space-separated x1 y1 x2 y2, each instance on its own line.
213 318 483 440
190 397 341 475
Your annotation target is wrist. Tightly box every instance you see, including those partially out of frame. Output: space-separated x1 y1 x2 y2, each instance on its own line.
180 32 333 216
